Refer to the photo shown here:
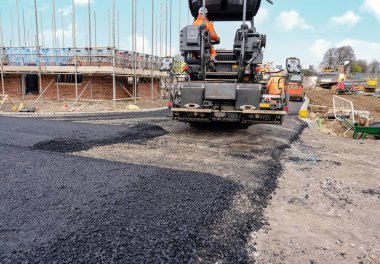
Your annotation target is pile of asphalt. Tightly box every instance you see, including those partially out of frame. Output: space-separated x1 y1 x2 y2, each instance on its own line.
33 123 168 153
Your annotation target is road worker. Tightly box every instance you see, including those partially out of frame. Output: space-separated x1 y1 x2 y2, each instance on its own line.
192 7 219 72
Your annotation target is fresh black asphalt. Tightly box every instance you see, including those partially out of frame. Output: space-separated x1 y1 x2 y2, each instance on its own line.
0 103 305 263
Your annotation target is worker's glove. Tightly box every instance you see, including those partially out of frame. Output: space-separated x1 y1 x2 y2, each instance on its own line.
215 37 220 44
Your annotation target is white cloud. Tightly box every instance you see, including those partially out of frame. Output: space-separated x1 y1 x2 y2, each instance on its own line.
126 34 178 55
127 35 149 54
331 11 360 26
74 0 94 6
309 38 380 66
58 6 72 17
310 39 332 59
255 8 269 25
337 39 380 62
276 10 313 31
362 0 380 21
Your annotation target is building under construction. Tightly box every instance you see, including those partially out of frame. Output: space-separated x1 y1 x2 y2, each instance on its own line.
1 47 166 103
0 0 181 105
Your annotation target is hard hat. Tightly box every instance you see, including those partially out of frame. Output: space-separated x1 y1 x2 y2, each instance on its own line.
198 7 208 15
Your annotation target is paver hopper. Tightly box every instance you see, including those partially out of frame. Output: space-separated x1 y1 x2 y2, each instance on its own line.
188 0 263 21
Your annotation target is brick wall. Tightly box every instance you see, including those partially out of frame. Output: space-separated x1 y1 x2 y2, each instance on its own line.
3 75 23 98
137 79 161 100
1 73 160 101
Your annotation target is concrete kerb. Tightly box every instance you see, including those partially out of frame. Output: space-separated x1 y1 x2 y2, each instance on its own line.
299 96 310 118
298 95 315 126
0 107 169 118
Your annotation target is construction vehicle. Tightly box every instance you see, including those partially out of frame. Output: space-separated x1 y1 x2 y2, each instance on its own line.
267 66 305 101
163 0 302 126
288 82 305 101
336 61 355 95
364 76 378 93
367 76 378 87
317 73 338 89
317 67 339 88
267 77 305 102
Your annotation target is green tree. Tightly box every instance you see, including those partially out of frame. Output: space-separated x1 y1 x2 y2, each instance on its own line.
351 62 362 73
355 59 368 73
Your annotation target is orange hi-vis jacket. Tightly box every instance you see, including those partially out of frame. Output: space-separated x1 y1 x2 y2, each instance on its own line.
192 15 218 58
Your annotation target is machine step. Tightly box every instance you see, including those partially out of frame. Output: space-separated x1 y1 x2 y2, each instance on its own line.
206 72 238 76
204 79 238 82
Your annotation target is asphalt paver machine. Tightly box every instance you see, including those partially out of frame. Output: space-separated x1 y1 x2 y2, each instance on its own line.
164 0 303 126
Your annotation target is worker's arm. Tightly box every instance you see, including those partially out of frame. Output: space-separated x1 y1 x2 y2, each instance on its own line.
207 22 219 41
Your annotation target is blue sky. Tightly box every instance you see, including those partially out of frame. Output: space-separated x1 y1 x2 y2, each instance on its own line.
1 0 380 67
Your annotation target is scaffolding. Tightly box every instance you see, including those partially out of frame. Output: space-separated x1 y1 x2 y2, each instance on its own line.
0 46 166 103
2 47 163 70
0 0 185 104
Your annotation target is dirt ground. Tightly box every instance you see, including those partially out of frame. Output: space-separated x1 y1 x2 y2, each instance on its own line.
254 127 380 264
0 99 168 113
1 104 379 262
306 89 380 121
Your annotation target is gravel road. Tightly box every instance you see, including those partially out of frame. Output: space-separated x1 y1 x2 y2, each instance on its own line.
255 125 380 264
0 103 305 263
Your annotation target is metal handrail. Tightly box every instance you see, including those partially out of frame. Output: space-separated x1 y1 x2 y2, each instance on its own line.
333 95 355 124
1 47 164 71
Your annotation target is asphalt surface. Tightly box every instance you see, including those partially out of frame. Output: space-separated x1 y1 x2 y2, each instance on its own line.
0 102 305 263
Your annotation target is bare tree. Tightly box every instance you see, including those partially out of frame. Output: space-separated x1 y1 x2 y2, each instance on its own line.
368 60 380 74
320 46 356 71
320 47 338 70
336 46 355 65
